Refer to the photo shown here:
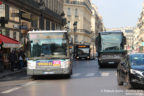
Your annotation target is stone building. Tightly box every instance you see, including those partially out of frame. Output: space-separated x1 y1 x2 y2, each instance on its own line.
0 0 66 43
64 0 93 44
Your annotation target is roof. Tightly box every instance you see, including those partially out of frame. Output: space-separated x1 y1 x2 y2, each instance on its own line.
28 30 67 34
0 34 20 44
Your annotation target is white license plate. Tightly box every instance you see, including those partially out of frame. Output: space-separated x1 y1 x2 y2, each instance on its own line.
43 72 54 74
108 62 114 64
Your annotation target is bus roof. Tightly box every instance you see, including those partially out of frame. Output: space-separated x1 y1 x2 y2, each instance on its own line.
28 30 67 34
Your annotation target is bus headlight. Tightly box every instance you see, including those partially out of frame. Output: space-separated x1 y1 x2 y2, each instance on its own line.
61 60 70 68
27 61 36 69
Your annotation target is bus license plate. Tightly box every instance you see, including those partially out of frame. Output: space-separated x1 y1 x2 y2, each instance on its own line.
43 72 54 74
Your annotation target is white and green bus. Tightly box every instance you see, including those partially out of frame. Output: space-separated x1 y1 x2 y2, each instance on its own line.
27 30 72 79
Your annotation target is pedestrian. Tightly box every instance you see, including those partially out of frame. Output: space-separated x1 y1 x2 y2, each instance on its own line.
8 50 17 71
0 50 4 72
18 49 25 69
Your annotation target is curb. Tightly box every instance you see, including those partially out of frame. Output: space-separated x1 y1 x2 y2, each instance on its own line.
0 68 26 79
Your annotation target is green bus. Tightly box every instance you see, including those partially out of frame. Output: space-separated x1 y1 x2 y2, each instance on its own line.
96 32 127 67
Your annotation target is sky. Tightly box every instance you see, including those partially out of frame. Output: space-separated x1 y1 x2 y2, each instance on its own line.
92 0 144 28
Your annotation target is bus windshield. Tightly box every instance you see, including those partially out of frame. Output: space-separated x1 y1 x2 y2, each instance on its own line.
78 48 89 55
29 32 68 59
101 33 123 51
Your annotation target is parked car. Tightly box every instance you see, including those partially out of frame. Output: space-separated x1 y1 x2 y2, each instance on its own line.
117 53 144 89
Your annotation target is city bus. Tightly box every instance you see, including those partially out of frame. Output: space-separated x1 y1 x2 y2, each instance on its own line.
96 31 127 67
27 30 72 79
75 44 91 60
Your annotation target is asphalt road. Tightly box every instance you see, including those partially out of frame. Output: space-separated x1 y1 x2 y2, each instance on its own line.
0 59 144 96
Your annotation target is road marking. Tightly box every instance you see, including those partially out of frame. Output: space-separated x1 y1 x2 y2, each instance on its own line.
1 87 21 94
101 72 110 77
22 81 36 87
1 81 36 94
86 73 95 77
72 73 81 77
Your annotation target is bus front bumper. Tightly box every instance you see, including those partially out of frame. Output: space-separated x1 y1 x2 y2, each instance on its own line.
27 67 71 75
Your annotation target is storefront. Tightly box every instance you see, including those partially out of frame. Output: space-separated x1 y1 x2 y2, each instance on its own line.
0 34 20 70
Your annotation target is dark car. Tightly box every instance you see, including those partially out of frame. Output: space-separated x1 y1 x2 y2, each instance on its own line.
117 53 144 89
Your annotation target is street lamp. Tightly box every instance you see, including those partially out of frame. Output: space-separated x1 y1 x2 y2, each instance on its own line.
39 0 45 30
73 21 77 58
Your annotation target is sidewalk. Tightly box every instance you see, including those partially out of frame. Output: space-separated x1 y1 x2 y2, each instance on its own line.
0 68 26 79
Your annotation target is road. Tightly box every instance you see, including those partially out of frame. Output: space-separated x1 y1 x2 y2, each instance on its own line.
0 59 144 96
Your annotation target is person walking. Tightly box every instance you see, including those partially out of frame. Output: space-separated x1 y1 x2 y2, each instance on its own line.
0 50 4 72
8 50 17 71
18 49 25 69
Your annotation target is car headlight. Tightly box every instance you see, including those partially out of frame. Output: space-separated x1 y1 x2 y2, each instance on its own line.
130 69 143 76
61 60 70 68
27 61 36 69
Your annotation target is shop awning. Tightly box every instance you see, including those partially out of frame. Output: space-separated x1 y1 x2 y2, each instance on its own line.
0 34 21 48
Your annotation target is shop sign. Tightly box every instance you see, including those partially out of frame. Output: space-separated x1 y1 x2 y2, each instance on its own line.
13 24 19 29
3 43 20 48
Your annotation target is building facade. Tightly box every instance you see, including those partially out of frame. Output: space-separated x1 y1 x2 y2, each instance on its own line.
91 4 104 37
133 2 144 53
0 0 66 44
64 0 92 44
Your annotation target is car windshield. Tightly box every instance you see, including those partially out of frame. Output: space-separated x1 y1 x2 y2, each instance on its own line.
29 32 68 58
78 48 89 55
130 54 144 66
101 33 123 51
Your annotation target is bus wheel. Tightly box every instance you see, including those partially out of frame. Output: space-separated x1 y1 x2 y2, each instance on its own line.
65 74 71 79
31 75 38 80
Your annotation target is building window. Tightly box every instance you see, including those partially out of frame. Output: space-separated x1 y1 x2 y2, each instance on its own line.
9 7 19 22
0 4 5 17
52 23 55 30
67 8 71 16
67 21 70 28
13 31 16 39
66 0 70 3
46 20 50 30
75 8 78 17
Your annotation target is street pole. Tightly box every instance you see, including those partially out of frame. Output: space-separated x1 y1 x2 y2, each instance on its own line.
39 0 45 30
73 21 77 59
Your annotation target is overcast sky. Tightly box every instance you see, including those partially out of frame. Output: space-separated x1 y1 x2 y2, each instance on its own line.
92 0 144 28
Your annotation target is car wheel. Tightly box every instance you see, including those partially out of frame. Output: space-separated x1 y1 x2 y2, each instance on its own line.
65 74 71 79
117 72 123 86
98 61 103 68
125 75 134 89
